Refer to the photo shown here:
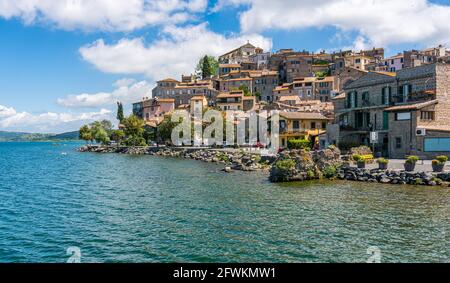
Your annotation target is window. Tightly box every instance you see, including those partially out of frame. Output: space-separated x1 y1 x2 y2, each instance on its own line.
355 59 361 63
293 120 300 129
395 137 402 149
322 122 326 129
382 87 391 105
362 91 369 102
395 112 411 120
311 122 316 129
420 111 435 120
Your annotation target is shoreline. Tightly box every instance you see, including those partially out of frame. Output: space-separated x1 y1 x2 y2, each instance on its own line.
78 145 450 187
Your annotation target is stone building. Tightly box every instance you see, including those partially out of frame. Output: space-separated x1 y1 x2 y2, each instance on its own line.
218 42 260 64
328 63 450 159
152 77 219 107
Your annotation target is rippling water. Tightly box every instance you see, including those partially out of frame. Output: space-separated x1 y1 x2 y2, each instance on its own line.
0 142 448 263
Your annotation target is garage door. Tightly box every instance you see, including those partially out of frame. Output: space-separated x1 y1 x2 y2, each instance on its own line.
424 138 450 152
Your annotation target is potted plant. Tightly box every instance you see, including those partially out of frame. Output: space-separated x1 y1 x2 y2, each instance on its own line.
377 158 389 170
431 155 448 172
352 154 366 169
404 156 419 172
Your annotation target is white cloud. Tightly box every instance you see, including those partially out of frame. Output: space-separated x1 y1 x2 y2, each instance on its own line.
0 105 17 118
0 0 208 31
0 105 112 133
215 0 450 48
57 79 153 108
79 23 272 80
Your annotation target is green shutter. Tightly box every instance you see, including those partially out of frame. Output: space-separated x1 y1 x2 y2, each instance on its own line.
383 112 389 130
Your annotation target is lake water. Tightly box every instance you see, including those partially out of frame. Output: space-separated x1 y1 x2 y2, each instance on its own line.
0 142 448 263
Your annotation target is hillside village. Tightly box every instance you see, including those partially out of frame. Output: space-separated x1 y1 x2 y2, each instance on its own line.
131 43 450 160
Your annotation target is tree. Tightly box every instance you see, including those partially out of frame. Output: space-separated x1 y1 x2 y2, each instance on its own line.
122 115 147 146
94 128 110 145
238 84 251 96
157 115 178 143
110 129 125 144
116 102 124 123
79 125 92 144
196 55 218 79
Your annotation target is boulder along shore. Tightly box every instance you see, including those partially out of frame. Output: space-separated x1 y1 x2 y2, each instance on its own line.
78 145 450 186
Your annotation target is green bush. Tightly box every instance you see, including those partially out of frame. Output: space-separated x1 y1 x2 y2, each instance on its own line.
414 178 423 185
288 139 311 149
323 166 337 178
406 156 419 164
352 154 363 162
436 155 448 164
275 159 296 171
306 170 315 179
377 158 389 164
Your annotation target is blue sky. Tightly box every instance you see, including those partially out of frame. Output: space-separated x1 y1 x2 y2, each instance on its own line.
0 0 449 133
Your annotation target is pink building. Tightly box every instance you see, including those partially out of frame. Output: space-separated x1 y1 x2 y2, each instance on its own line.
142 98 175 121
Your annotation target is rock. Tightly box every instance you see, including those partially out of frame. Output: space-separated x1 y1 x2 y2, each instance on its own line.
380 178 390 183
223 166 232 173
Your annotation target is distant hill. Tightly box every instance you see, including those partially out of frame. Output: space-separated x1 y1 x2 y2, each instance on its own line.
0 131 80 142
47 131 80 140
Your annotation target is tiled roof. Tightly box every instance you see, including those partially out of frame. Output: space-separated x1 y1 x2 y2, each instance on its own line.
158 78 179 83
385 100 438 111
190 96 206 100
278 111 329 120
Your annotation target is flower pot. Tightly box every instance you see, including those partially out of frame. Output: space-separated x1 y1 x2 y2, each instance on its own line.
404 163 416 172
357 161 366 169
378 163 388 170
432 163 445 173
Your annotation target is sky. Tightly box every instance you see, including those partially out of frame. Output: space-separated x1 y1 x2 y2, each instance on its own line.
0 0 449 133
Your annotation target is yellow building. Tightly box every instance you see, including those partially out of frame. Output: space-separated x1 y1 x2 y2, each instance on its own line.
269 111 329 148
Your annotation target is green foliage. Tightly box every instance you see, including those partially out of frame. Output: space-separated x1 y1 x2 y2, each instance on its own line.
414 178 423 185
158 115 179 143
122 115 147 146
377 158 389 164
436 155 448 164
275 159 296 171
94 128 110 145
116 101 124 123
217 153 230 163
306 170 315 179
110 129 125 144
254 91 262 100
287 138 311 150
197 55 218 79
79 125 92 143
406 156 419 164
352 154 363 162
238 84 251 96
314 71 328 78
323 166 337 178
313 59 329 65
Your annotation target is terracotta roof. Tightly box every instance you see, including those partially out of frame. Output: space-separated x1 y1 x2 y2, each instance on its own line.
219 64 241 68
157 98 175 103
385 100 438 111
217 92 243 98
223 77 252 82
279 95 300 101
158 78 179 83
190 96 206 101
242 96 256 100
278 111 329 120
